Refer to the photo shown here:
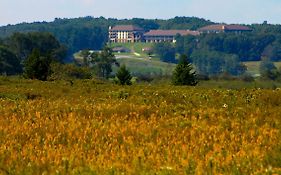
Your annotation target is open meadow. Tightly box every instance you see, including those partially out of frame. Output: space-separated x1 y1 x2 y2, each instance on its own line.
0 77 280 174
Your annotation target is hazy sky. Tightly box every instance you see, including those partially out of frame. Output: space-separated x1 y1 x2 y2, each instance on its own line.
0 0 281 26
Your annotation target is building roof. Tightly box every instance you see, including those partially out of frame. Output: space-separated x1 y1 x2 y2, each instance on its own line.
110 25 144 31
144 30 200 37
198 24 252 32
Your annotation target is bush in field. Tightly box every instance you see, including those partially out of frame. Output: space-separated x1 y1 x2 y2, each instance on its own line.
259 57 280 80
23 49 52 81
135 74 155 83
172 54 198 86
240 73 255 82
116 64 132 85
49 63 92 80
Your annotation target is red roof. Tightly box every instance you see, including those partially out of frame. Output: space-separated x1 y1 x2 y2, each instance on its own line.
198 24 252 32
110 25 143 31
144 30 199 36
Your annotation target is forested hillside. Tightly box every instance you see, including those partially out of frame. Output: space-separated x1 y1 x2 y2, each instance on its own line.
0 16 212 57
0 32 67 76
149 23 281 76
1 16 281 77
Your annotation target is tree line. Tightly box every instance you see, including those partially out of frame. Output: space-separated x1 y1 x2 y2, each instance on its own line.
0 32 66 77
0 32 120 81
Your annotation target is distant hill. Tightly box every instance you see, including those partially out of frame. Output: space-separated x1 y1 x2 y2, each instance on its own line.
0 16 214 57
2 16 281 77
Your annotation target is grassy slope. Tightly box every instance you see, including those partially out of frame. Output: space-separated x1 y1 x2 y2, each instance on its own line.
244 61 281 76
109 42 154 58
114 58 176 76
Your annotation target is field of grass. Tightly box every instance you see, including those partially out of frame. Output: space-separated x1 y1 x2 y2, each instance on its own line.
244 61 281 76
109 42 154 58
198 79 281 89
114 58 176 76
0 77 281 174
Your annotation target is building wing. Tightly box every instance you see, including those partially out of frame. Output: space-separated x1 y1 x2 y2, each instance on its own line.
144 30 199 36
198 24 252 33
144 30 199 43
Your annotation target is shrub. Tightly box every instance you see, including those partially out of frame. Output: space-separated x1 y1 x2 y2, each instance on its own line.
240 73 255 82
49 63 92 80
259 58 280 80
23 49 52 81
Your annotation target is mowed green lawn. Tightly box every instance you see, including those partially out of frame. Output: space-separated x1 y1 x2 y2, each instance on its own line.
109 42 154 57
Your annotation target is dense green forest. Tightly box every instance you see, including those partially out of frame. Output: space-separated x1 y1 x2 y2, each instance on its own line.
173 30 281 75
0 32 66 76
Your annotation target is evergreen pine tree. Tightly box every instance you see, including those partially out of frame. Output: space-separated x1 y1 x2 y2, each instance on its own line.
116 64 132 85
172 54 198 86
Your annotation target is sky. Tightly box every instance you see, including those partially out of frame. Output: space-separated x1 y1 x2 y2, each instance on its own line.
0 0 281 26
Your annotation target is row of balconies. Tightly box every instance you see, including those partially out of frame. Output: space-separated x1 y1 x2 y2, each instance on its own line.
109 32 177 43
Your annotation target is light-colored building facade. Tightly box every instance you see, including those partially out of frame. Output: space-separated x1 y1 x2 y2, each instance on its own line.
109 25 144 43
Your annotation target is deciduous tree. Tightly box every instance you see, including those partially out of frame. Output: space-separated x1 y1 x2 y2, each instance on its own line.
88 46 117 78
0 46 22 75
23 49 52 81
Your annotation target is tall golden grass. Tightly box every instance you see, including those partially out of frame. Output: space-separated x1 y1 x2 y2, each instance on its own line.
0 78 280 174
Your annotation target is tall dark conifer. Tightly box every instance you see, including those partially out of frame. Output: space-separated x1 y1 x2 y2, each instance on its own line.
172 54 198 86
